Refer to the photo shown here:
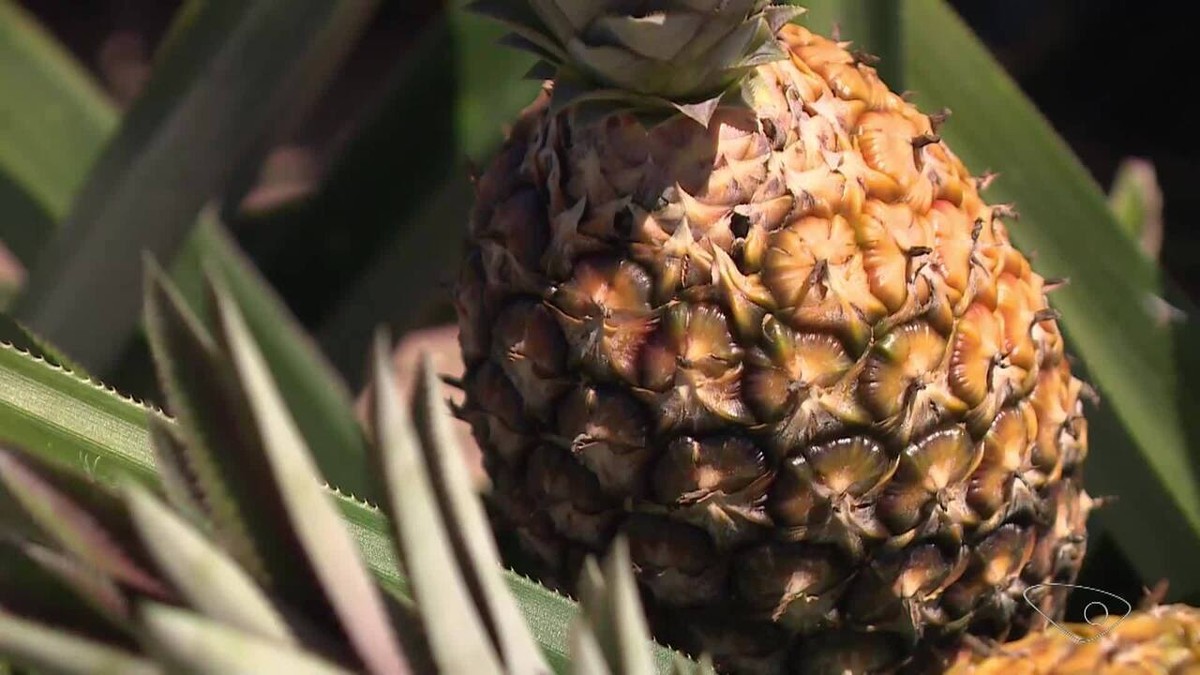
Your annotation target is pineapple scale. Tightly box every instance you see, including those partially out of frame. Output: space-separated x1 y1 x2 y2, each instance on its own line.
457 23 1092 674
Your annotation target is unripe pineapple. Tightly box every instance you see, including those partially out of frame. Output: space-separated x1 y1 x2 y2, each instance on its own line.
948 604 1200 674
456 2 1093 671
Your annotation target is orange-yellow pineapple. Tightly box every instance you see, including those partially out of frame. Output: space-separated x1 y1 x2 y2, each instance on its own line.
949 604 1200 675
456 2 1092 671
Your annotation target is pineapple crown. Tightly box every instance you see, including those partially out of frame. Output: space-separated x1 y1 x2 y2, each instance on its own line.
473 0 805 125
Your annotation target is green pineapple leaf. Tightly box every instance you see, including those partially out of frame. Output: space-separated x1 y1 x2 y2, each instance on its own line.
176 215 373 501
575 539 657 675
0 260 692 674
0 448 165 598
121 482 294 644
215 282 410 675
0 0 116 265
0 612 157 675
407 353 551 673
14 0 379 374
0 540 128 644
1108 158 1163 260
137 603 352 675
369 334 506 675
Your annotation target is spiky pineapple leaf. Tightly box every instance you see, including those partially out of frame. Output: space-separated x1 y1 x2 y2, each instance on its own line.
576 540 656 675
369 336 505 675
0 540 128 644
174 214 374 501
216 286 409 675
14 0 379 374
0 611 157 675
0 0 116 264
138 603 353 675
122 482 294 644
570 623 611 675
145 414 206 524
14 540 132 630
408 355 550 673
896 0 1200 599
0 342 159 486
0 448 165 599
0 283 686 674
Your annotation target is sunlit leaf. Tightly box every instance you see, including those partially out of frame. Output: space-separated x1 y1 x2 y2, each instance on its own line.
369 336 503 675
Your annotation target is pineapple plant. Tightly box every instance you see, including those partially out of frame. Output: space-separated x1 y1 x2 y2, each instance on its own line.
948 604 1200 674
0 264 711 675
456 1 1094 671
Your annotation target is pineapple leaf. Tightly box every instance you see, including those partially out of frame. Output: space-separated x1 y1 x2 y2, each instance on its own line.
408 355 551 674
0 313 87 376
216 288 409 675
0 0 116 264
1108 158 1163 260
569 622 612 675
174 215 374 501
0 280 688 674
122 482 295 645
16 541 132 629
369 335 505 675
576 539 656 675
145 414 206 525
14 0 378 374
0 342 159 486
0 540 129 645
902 0 1200 598
137 603 353 675
0 447 165 598
0 611 157 675
143 260 273 583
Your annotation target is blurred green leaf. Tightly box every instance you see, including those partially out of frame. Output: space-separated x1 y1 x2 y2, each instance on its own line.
408 356 550 673
0 448 166 598
1108 158 1163 260
216 288 409 675
0 311 682 674
903 0 1200 596
0 0 117 263
138 603 352 675
15 0 379 374
369 338 504 675
0 611 157 675
122 482 295 644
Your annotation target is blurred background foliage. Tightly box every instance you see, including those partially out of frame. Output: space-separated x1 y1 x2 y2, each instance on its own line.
2 0 1200 628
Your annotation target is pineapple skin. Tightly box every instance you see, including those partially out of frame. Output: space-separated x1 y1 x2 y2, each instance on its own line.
948 604 1200 675
457 23 1092 674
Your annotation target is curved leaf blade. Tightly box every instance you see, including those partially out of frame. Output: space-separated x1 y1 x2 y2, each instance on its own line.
217 291 409 675
139 604 351 675
369 337 504 675
123 482 295 644
0 611 157 675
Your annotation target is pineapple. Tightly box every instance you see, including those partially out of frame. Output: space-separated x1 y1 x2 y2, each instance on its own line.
456 1 1093 671
948 604 1200 674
